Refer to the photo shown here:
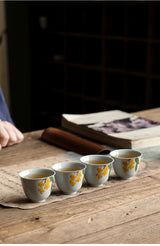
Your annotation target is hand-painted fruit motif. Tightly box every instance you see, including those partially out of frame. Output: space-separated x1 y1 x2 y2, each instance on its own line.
122 158 139 173
38 178 51 194
96 164 112 179
69 172 82 187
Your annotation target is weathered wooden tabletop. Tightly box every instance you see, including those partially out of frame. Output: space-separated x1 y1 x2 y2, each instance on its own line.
0 108 160 243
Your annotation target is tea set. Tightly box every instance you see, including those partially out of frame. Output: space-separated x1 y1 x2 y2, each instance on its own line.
19 149 142 203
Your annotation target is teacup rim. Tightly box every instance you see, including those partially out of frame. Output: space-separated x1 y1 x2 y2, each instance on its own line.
80 154 114 166
51 161 86 173
19 168 55 180
110 149 142 159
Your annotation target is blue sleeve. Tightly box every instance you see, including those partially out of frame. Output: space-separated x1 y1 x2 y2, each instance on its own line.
0 87 14 124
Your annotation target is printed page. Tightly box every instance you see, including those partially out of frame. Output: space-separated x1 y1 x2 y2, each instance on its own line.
63 110 160 140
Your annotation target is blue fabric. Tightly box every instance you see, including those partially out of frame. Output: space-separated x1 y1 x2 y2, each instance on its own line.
0 87 14 124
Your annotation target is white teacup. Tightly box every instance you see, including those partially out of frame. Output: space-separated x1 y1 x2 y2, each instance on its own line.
80 154 113 187
19 168 55 202
52 161 86 195
110 149 142 179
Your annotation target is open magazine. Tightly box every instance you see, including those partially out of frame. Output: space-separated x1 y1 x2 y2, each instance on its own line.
61 110 160 149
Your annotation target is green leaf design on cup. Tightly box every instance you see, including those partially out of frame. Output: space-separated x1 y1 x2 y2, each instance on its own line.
108 164 112 170
50 176 54 187
108 163 112 175
135 158 139 172
50 177 54 182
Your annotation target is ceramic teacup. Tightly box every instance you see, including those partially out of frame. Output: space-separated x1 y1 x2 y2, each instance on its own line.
19 168 55 202
110 149 142 179
80 154 113 187
51 161 86 195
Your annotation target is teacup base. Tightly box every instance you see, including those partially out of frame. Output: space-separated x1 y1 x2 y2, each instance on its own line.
119 176 132 180
88 183 103 187
31 199 46 203
63 191 77 195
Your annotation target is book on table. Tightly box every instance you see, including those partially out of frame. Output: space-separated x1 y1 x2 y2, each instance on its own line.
61 110 160 150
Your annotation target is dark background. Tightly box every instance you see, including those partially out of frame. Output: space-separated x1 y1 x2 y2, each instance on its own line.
5 1 160 132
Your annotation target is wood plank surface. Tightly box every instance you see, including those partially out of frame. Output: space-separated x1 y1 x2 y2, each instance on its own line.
0 130 66 167
0 108 160 244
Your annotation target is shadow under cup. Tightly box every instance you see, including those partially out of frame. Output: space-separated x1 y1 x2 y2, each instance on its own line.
110 149 142 179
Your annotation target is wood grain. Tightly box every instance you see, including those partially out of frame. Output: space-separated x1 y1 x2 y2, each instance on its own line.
0 108 160 243
0 173 159 243
0 130 66 167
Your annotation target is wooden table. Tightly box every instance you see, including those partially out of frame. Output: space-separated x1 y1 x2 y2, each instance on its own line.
0 108 160 244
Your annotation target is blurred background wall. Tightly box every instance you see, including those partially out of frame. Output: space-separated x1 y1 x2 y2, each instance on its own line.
0 1 10 108
2 1 160 132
